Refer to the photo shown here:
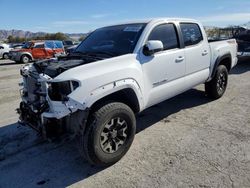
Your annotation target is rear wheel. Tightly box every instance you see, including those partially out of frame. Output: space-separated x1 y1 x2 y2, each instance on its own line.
205 65 228 99
82 102 136 166
21 55 30 64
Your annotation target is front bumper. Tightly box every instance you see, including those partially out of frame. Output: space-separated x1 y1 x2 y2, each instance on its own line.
18 65 87 138
18 101 89 138
9 52 22 62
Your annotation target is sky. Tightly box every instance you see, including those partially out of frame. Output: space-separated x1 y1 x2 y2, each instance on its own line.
1 0 250 33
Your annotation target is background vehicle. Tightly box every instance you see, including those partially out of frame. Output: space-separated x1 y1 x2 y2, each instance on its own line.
9 40 65 63
65 44 78 54
9 43 25 49
0 43 12 59
235 30 250 60
18 18 237 166
63 40 74 51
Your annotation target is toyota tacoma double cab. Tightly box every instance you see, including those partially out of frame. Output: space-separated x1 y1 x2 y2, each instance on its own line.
18 18 238 166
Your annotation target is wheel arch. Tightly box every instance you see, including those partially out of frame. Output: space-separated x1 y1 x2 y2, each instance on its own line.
20 52 33 61
211 53 232 78
86 81 143 115
2 52 9 59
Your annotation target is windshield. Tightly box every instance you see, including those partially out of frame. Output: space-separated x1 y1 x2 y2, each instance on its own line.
74 23 146 57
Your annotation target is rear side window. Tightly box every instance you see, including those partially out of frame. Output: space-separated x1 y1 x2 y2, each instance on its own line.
45 41 54 49
180 23 203 46
54 41 63 49
34 43 44 48
148 23 179 50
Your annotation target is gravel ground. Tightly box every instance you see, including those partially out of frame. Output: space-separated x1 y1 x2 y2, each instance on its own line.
0 59 249 188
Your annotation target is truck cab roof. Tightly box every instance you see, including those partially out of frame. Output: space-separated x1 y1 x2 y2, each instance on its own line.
106 18 199 27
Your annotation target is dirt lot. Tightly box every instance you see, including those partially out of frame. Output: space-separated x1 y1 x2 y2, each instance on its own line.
0 59 249 188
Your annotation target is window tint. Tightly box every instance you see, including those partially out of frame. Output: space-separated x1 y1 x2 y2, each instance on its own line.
54 41 63 49
34 43 44 48
180 23 203 46
75 23 146 56
148 24 179 50
45 41 54 49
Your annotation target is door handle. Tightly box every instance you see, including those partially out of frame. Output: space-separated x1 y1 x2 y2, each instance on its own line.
175 56 184 63
202 50 208 56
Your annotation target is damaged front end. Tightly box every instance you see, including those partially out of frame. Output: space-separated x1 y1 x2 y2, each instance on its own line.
17 60 88 138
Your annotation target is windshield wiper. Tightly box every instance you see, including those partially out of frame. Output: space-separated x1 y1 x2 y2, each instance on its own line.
74 51 116 58
70 51 103 60
90 51 116 57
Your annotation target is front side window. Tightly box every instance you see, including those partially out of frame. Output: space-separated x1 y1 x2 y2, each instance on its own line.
148 23 179 50
75 23 146 57
180 23 203 46
22 42 32 49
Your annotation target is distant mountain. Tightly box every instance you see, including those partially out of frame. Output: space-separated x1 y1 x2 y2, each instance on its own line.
242 22 250 29
0 29 87 41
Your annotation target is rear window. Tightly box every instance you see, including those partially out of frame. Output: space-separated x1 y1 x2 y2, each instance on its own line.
180 23 203 46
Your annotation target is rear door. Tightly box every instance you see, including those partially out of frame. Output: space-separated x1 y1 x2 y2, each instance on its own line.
180 23 210 75
44 41 55 58
53 41 65 55
32 43 47 59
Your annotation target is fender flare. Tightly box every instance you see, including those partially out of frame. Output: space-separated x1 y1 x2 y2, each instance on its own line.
84 78 144 111
210 53 232 79
20 52 33 60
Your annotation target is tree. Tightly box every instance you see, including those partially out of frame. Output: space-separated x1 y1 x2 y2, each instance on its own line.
7 35 26 43
79 36 86 41
7 35 14 43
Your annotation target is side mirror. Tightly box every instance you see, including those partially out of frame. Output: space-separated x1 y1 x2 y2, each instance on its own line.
143 40 164 56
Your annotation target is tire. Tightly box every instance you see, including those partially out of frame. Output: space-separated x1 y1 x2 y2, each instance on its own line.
21 55 30 64
205 65 228 99
82 102 136 166
3 53 9 59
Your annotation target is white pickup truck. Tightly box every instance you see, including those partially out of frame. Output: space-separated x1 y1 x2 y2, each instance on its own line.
18 18 238 166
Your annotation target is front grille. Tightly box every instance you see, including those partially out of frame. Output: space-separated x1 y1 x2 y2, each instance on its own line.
26 76 39 103
22 74 47 112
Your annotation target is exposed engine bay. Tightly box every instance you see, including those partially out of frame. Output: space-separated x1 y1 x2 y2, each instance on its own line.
17 55 102 138
33 55 102 78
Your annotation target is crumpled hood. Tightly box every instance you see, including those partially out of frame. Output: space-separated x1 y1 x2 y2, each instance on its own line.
35 59 85 78
54 54 139 82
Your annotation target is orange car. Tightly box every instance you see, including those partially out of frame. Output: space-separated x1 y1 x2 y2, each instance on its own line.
9 40 65 63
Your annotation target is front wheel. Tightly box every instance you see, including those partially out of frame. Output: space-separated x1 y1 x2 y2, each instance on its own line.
205 65 228 99
21 55 30 64
82 102 136 166
3 53 9 59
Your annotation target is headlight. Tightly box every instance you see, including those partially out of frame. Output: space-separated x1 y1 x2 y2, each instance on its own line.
48 80 79 101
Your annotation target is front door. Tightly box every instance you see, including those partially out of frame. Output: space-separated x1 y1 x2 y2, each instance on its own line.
141 23 186 108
